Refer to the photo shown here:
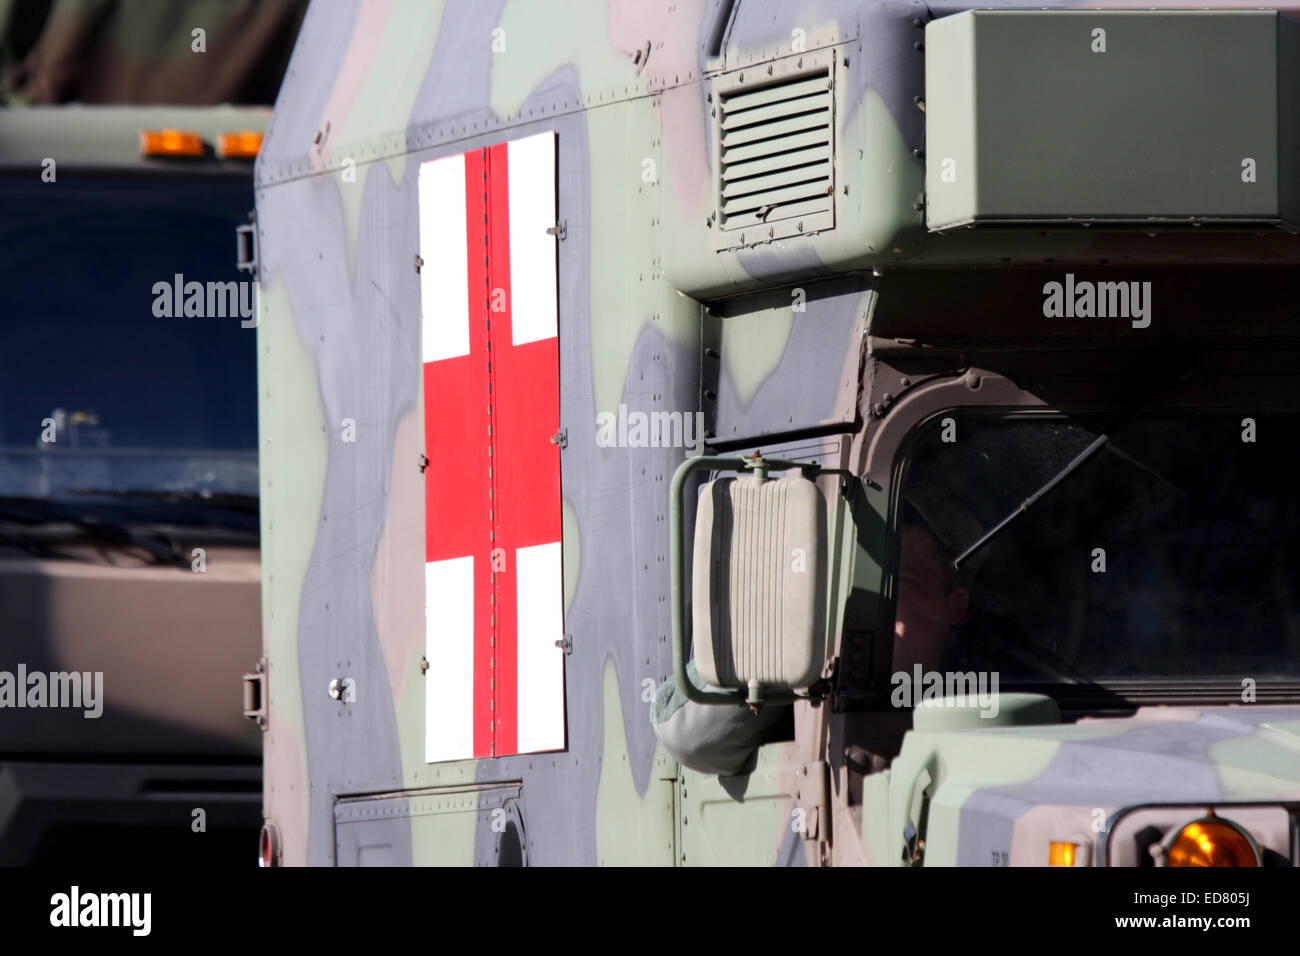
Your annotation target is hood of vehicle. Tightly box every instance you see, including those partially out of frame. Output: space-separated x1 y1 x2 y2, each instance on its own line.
905 705 1300 800
0 545 261 757
887 705 1300 865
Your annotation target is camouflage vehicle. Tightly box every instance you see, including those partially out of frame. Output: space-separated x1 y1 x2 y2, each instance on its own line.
253 0 1300 867
0 104 267 865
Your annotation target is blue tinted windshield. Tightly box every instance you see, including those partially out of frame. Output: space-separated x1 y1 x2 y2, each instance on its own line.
0 174 258 503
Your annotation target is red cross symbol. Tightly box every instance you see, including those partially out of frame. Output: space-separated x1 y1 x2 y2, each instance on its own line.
421 135 564 761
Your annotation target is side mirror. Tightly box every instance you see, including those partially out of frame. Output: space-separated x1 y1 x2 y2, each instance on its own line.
671 456 828 707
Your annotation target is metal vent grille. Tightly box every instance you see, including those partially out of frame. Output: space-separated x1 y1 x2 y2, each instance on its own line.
717 69 834 236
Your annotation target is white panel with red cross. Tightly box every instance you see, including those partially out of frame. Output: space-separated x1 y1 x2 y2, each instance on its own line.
418 131 565 763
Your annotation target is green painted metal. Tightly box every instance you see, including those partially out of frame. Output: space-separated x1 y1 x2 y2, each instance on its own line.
911 693 1060 732
678 743 799 866
594 659 678 865
926 10 1300 229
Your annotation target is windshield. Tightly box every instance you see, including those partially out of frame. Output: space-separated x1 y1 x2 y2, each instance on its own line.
0 174 257 522
897 410 1300 684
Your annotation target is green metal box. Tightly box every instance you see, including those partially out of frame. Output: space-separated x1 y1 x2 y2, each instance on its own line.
925 10 1300 230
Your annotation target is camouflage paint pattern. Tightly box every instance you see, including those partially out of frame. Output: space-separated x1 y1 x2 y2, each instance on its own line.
255 0 1300 866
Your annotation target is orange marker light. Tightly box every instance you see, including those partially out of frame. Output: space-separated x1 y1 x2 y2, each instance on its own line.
1165 816 1260 867
140 129 204 157
217 130 263 159
1048 841 1078 866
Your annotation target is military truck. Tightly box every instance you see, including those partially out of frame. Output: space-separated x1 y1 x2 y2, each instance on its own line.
0 104 266 865
252 0 1300 866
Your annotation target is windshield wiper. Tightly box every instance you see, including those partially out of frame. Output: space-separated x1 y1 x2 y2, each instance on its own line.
952 357 1193 572
953 434 1109 569
61 488 259 513
0 494 263 565
0 504 187 566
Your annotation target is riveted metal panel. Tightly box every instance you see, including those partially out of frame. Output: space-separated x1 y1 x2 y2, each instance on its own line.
926 10 1300 230
334 783 525 866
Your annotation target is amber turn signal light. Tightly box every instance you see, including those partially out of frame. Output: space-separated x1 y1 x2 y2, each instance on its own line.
1164 813 1261 867
217 130 263 159
140 129 204 157
1049 841 1078 866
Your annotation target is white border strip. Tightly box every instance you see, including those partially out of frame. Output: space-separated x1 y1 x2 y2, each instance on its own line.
418 153 471 363
506 131 558 347
514 541 565 754
425 555 475 762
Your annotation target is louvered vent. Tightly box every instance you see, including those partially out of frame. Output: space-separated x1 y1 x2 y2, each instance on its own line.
716 69 834 240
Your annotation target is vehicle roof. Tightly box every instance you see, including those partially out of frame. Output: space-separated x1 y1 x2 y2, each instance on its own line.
0 104 270 170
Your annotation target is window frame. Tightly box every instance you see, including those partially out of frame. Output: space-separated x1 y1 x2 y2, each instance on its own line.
873 398 1300 713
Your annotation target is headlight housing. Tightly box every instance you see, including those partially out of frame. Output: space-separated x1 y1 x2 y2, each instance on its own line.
1157 811 1262 867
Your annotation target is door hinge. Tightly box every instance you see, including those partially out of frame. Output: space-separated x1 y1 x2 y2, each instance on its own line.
419 453 429 473
549 429 567 449
546 220 567 240
794 760 829 842
242 658 267 730
236 212 258 278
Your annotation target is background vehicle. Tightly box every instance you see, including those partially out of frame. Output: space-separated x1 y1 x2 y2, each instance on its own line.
0 103 271 865
254 0 1300 866
0 0 309 864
